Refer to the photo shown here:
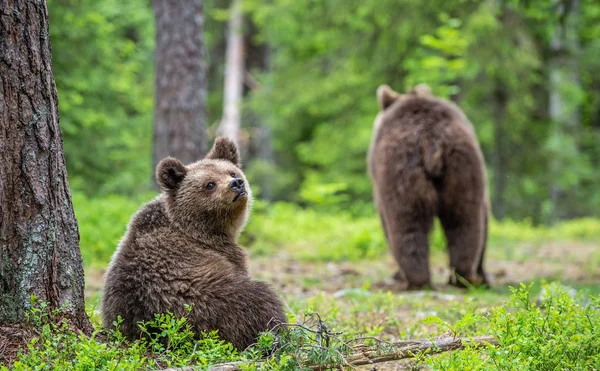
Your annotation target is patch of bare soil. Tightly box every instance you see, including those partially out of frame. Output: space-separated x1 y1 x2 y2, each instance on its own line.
248 241 600 296
84 241 599 304
487 242 600 286
0 324 35 365
82 241 600 319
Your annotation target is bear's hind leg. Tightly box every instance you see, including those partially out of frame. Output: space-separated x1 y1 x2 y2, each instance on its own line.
388 219 433 290
188 277 286 351
476 207 489 286
441 214 485 288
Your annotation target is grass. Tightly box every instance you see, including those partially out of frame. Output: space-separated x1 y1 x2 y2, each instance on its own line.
8 193 595 370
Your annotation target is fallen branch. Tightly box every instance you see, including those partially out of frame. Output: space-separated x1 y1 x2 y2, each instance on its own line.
162 335 498 371
342 335 498 367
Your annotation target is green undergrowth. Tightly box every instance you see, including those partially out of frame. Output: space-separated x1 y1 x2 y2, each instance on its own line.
241 201 387 261
3 283 598 370
5 297 242 371
425 283 600 370
72 192 155 268
73 193 600 268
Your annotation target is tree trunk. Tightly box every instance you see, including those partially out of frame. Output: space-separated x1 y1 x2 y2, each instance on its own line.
547 0 581 221
548 0 581 128
492 79 508 220
218 0 245 143
153 0 208 174
0 0 91 333
245 21 275 200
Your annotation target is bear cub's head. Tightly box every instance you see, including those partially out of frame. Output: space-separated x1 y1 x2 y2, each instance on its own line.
156 137 252 237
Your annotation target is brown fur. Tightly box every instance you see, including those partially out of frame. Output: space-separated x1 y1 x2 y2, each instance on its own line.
368 85 490 289
102 137 286 350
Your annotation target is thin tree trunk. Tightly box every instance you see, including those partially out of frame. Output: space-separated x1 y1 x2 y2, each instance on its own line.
218 0 245 143
245 24 275 200
153 0 208 174
492 79 507 220
549 0 581 129
254 45 274 201
0 0 91 333
547 0 581 221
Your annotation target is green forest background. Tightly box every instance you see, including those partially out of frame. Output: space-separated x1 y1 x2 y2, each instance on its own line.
48 0 600 226
5 2 599 368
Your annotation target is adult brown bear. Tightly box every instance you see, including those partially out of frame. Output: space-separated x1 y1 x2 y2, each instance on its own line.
368 84 489 290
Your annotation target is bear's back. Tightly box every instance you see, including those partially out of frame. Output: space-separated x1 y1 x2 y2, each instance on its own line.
376 95 475 146
370 95 482 178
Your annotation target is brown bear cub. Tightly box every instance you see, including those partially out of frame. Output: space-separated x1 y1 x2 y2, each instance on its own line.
102 137 286 350
368 84 489 290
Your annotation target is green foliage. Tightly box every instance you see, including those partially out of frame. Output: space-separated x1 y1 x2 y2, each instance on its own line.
243 200 600 263
8 297 149 371
285 289 479 341
244 0 447 207
241 0 600 222
405 14 475 98
45 0 600 221
4 279 599 370
241 201 387 261
72 192 156 267
489 217 600 247
44 0 600 222
6 297 241 371
48 0 155 196
427 283 600 370
132 308 240 368
5 299 359 371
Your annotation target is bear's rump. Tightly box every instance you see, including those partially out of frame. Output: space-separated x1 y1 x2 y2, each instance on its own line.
372 137 439 216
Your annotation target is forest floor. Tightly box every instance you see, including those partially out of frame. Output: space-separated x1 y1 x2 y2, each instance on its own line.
83 239 600 370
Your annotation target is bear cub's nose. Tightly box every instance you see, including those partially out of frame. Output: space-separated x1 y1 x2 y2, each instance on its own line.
229 178 245 192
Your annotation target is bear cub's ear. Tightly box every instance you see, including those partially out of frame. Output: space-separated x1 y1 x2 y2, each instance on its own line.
156 157 187 191
205 137 241 167
377 84 401 110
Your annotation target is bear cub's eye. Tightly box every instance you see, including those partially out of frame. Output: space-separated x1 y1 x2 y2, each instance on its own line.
206 182 216 190
229 172 236 178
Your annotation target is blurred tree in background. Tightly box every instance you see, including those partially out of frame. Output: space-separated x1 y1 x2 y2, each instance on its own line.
47 0 600 224
152 0 209 174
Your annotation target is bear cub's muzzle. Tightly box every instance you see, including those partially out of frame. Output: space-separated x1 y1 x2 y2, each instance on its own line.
229 178 247 202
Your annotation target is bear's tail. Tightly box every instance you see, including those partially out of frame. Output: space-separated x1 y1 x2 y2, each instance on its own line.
422 139 444 178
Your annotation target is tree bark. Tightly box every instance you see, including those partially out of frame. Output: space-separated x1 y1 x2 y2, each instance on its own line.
547 0 581 221
218 0 245 143
0 0 91 332
548 0 581 128
153 0 208 174
243 22 275 200
492 79 508 220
